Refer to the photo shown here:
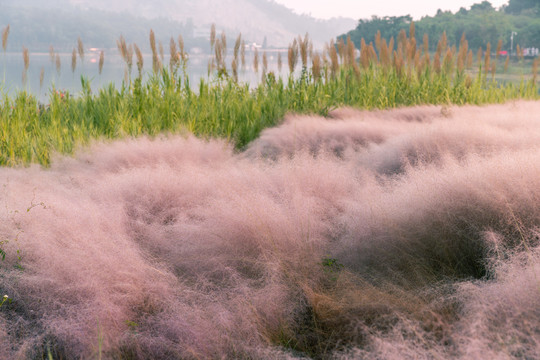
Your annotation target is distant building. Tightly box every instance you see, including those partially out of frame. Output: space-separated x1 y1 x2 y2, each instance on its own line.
523 48 539 57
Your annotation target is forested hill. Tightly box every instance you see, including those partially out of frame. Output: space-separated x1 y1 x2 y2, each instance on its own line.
341 0 540 53
0 0 355 51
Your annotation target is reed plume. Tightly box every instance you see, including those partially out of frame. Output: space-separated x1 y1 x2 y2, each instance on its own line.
504 54 510 73
55 53 61 75
422 33 429 55
262 51 268 75
375 30 382 54
277 52 282 72
234 33 241 61
337 38 345 63
207 57 215 76
440 31 448 54
253 47 259 73
398 29 407 53
210 24 216 49
71 48 77 73
170 37 179 70
477 47 482 67
496 39 503 61
288 39 298 74
241 40 246 69
159 41 164 63
134 44 143 76
299 33 309 69
117 36 127 62
360 38 369 69
49 45 55 64
261 52 268 82
329 40 339 77
178 35 185 62
126 44 133 76
433 51 441 73
467 49 473 68
407 38 416 65
23 48 29 70
443 47 454 74
98 50 104 75
231 58 238 82
368 42 378 65
77 37 84 62
216 38 227 74
2 25 9 52
22 46 29 85
311 52 321 81
346 35 355 68
393 49 404 77
220 31 227 54
409 21 415 41
388 37 395 54
150 29 157 54
150 29 159 73
39 67 44 90
380 38 391 68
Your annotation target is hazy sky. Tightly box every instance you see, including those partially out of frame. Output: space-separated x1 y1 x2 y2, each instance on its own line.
273 0 509 20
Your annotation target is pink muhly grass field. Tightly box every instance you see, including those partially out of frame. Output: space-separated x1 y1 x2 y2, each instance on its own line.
1 101 540 359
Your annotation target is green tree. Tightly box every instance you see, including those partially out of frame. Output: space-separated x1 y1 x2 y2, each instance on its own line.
505 0 540 15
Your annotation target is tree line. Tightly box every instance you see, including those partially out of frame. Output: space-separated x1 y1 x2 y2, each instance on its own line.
341 0 540 55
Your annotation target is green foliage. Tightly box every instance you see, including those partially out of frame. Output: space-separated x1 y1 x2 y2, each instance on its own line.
505 0 540 15
343 1 540 52
321 257 344 272
0 294 10 308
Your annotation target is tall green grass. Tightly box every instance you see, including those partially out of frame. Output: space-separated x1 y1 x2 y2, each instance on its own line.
0 26 539 166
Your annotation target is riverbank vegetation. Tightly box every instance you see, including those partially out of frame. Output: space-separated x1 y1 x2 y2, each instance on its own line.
0 22 539 167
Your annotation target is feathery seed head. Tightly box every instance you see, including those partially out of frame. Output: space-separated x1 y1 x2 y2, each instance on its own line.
71 48 77 73
134 44 143 75
2 25 9 52
77 37 84 61
253 47 259 73
496 39 503 61
98 50 105 75
241 40 246 68
55 53 61 75
39 67 45 90
49 45 55 64
210 24 216 49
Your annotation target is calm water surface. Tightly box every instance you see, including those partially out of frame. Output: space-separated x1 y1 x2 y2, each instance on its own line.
1 50 287 102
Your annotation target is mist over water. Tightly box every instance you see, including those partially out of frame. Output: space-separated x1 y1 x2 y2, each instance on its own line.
1 101 540 358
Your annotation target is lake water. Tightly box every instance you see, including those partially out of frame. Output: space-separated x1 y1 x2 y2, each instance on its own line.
0 49 289 103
